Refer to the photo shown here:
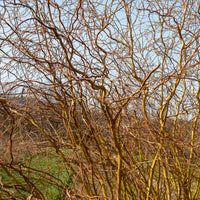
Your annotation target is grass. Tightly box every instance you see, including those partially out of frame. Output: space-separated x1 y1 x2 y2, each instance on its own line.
1 145 199 200
0 149 73 200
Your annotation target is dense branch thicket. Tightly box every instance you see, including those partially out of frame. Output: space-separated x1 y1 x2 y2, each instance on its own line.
0 0 200 199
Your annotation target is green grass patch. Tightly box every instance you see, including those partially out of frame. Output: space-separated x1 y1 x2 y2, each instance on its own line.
0 149 73 200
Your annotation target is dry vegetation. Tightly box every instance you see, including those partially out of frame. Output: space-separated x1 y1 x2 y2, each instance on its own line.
0 0 200 199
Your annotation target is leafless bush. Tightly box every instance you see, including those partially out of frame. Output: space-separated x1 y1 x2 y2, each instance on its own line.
0 0 200 199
